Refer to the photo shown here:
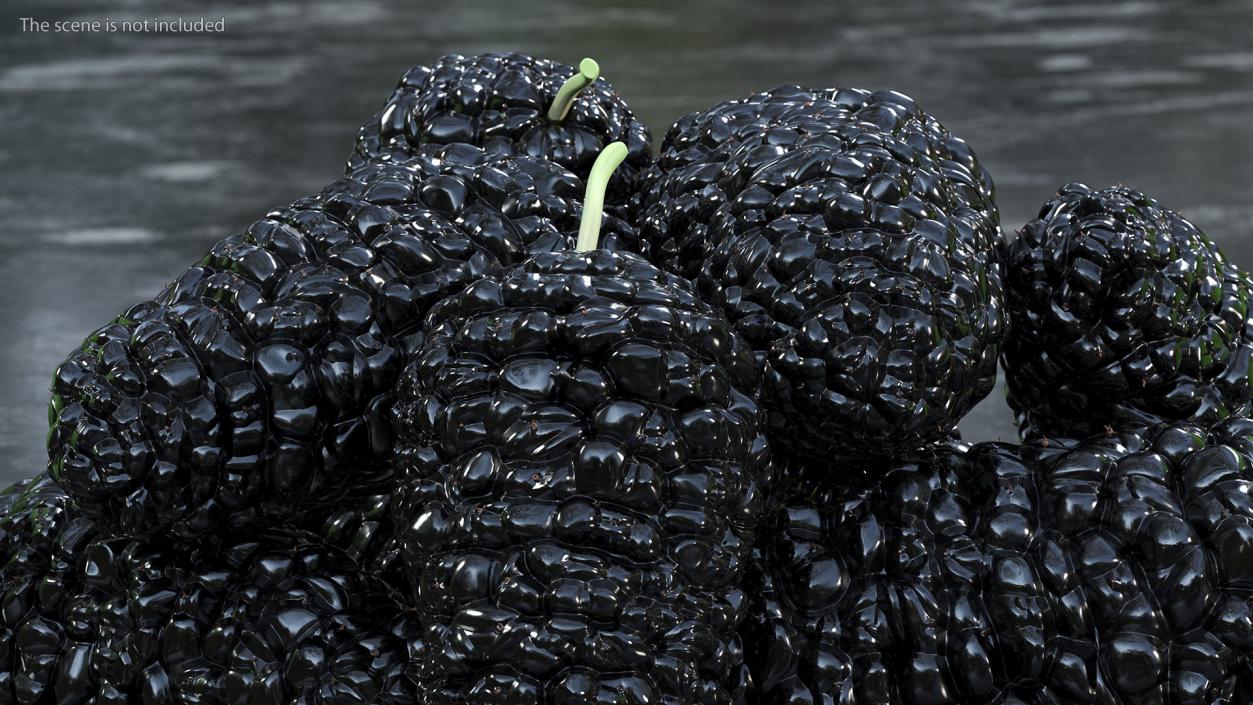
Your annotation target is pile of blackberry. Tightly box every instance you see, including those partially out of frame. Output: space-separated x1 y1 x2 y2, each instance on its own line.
14 53 659 703
7 52 1253 704
737 181 1253 702
48 147 635 540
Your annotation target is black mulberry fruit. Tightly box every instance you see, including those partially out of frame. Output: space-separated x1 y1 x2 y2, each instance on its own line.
48 144 632 539
347 52 652 209
745 419 1253 703
390 144 769 702
1003 182 1253 439
638 86 1005 462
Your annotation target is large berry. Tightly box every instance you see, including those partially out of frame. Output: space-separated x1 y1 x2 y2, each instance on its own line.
0 475 414 704
639 86 1004 462
1003 182 1253 439
347 52 652 207
390 249 769 703
48 145 633 539
745 419 1253 703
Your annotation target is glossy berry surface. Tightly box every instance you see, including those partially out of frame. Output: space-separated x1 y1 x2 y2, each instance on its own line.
47 144 634 539
347 52 652 207
746 419 1253 703
638 85 1005 462
306 488 408 596
390 249 769 703
0 474 414 704
1003 182 1253 439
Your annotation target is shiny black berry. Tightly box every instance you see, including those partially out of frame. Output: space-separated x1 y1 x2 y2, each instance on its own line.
390 247 769 703
1003 182 1253 439
638 85 1005 463
347 52 652 210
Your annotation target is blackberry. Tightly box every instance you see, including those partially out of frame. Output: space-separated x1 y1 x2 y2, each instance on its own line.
1003 182 1253 439
0 474 414 704
48 143 634 539
347 52 652 209
745 419 1253 703
638 86 1004 462
389 144 769 702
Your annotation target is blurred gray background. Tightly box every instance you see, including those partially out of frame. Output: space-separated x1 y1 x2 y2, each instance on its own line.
1 0 1251 483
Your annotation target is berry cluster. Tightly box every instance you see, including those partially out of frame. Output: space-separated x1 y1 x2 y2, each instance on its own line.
6 52 1253 704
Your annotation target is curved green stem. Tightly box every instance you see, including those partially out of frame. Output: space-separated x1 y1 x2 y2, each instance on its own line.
575 141 629 252
546 58 600 122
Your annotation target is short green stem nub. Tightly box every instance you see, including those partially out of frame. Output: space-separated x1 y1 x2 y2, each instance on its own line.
575 141 629 252
547 58 600 122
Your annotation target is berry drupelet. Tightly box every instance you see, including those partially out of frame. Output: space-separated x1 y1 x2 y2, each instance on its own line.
638 85 1005 462
1003 182 1253 439
389 144 770 703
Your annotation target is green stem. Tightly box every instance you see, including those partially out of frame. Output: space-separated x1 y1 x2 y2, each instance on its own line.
546 58 600 122
575 141 629 252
